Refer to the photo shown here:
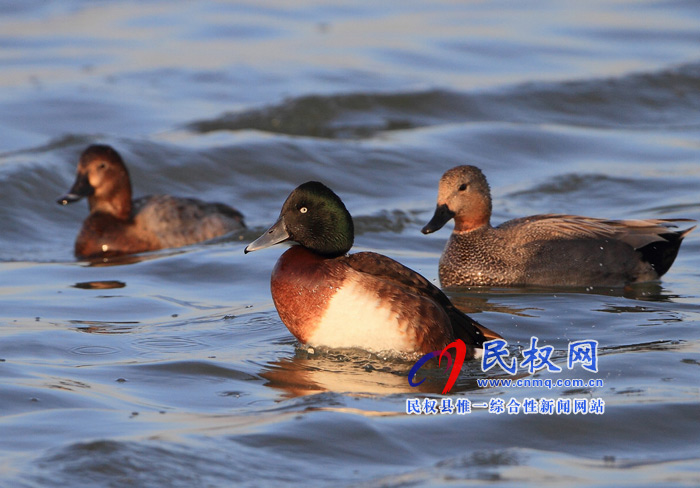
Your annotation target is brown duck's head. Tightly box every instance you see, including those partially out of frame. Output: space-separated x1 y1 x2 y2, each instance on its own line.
422 165 492 234
57 144 133 220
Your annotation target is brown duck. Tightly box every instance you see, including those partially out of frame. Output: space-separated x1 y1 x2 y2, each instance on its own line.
422 165 695 287
58 144 245 259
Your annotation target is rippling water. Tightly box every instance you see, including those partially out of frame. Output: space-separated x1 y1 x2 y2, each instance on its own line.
1 1 700 486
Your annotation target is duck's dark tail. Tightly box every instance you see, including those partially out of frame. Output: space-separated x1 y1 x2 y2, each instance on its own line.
638 225 695 277
447 307 503 352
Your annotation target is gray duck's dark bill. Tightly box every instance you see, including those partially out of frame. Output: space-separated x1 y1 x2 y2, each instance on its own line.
421 204 455 234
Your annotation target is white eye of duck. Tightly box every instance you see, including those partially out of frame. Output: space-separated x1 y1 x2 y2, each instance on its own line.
300 207 308 214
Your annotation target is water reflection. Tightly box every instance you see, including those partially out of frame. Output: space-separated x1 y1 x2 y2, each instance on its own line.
444 281 676 314
69 320 140 334
259 347 527 398
72 280 125 290
79 249 186 267
445 290 538 316
259 337 689 399
260 351 424 398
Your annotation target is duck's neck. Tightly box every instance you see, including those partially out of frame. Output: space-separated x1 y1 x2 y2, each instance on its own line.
88 188 132 220
454 213 490 232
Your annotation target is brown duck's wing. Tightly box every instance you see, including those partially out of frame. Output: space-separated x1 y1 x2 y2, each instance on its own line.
344 252 502 348
501 214 696 249
134 195 245 247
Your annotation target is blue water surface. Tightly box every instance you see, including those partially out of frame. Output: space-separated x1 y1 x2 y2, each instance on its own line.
1 1 699 486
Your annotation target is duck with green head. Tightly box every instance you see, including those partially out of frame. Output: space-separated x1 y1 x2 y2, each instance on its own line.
245 181 500 356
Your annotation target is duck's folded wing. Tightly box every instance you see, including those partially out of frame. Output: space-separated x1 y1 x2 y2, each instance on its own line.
503 214 695 249
344 252 501 348
135 195 245 247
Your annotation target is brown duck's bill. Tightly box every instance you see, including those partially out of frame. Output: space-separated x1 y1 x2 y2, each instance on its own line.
57 193 83 205
57 173 94 205
421 204 455 234
244 217 291 253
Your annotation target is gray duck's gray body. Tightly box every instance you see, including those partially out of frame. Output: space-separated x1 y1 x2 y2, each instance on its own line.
423 166 695 287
